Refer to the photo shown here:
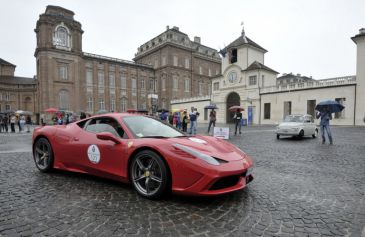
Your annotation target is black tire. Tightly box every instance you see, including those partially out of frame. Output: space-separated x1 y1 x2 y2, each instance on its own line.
33 137 54 172
298 130 304 138
312 128 318 138
129 150 169 199
276 134 280 140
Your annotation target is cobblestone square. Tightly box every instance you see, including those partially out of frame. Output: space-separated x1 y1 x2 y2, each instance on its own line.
0 125 364 236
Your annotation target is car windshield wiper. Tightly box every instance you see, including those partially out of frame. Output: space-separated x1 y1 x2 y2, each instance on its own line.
174 135 188 138
140 135 168 138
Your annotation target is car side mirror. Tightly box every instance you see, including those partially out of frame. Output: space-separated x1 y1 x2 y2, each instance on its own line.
96 132 121 144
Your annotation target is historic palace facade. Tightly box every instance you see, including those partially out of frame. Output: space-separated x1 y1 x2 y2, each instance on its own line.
34 5 220 117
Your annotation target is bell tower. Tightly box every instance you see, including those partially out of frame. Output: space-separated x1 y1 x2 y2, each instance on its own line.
34 5 84 113
352 28 365 125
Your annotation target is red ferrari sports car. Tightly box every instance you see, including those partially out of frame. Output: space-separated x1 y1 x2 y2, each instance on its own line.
32 113 254 199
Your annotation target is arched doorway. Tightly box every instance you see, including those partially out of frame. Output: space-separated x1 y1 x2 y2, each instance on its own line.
226 92 240 123
24 97 32 111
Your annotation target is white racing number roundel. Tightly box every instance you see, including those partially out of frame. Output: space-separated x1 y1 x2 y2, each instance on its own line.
87 145 101 164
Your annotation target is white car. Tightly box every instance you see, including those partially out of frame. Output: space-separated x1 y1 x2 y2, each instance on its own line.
276 114 318 139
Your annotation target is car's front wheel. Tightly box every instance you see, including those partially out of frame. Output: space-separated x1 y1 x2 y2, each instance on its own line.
312 128 318 138
130 150 169 199
33 137 54 172
298 129 304 138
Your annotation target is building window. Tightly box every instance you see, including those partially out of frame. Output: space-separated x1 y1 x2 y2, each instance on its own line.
53 25 71 48
185 58 190 69
307 100 316 118
249 75 257 85
198 82 203 96
99 98 105 110
59 65 68 80
154 79 158 91
213 82 219 91
162 56 166 66
154 60 159 68
5 104 10 110
132 78 137 96
121 98 127 112
230 48 237 63
87 97 93 112
283 101 292 118
173 56 178 66
149 79 154 90
162 99 166 109
264 103 271 119
162 78 166 91
59 90 69 110
208 68 212 77
5 92 10 101
262 75 265 88
199 66 203 75
111 99 116 112
184 78 190 92
109 73 115 88
0 93 2 101
140 79 145 89
216 69 219 75
86 70 93 86
335 98 345 118
120 74 127 89
173 76 178 91
98 71 104 88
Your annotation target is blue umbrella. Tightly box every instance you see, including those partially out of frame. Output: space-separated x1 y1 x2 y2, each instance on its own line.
315 100 344 113
204 104 218 109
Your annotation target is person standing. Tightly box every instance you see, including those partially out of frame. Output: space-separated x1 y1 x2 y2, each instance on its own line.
10 114 16 133
182 111 188 132
189 107 198 135
3 116 9 132
234 109 243 135
19 115 26 132
207 109 216 134
168 112 174 125
25 115 32 133
316 107 333 144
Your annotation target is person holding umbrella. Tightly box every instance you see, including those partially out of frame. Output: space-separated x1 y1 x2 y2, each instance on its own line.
233 109 243 135
316 106 333 144
315 100 344 145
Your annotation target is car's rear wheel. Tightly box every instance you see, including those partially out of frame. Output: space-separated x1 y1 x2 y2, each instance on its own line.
298 129 304 138
130 150 169 199
33 138 54 172
312 128 318 138
276 134 280 139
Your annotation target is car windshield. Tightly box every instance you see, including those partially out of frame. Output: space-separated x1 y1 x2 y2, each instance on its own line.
284 115 304 123
122 116 184 138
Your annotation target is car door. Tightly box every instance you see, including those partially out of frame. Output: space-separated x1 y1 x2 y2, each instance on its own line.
67 117 129 180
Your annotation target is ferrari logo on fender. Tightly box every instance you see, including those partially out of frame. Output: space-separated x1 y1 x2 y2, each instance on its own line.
128 141 133 148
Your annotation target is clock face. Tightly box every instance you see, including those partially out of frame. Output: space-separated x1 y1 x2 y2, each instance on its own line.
228 71 238 83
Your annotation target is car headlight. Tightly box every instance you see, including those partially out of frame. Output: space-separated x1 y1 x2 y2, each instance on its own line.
173 144 220 165
246 167 253 176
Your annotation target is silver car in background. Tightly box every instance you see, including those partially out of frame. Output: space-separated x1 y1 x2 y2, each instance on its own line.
276 114 318 139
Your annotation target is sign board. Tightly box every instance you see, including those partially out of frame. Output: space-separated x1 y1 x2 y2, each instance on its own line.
213 127 230 139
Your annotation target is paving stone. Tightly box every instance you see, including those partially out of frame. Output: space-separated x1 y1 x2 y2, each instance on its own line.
0 126 364 236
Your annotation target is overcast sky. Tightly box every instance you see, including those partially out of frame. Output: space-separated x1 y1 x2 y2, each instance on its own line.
0 0 364 79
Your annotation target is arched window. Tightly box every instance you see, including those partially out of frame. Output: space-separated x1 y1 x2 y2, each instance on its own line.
59 90 69 110
53 24 71 49
24 97 32 111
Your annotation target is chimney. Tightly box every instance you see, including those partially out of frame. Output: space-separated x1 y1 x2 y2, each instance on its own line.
166 25 169 30
194 36 201 44
172 26 179 31
360 28 365 34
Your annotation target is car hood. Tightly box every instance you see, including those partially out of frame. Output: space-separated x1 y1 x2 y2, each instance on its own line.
168 135 247 161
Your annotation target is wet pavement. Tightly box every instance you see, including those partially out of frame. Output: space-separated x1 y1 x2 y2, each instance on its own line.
0 124 364 236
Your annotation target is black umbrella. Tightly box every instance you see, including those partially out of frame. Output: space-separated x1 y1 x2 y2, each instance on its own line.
157 108 169 113
204 104 218 109
315 100 344 113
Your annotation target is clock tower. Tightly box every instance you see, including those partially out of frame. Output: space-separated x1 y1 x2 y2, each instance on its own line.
34 5 84 113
